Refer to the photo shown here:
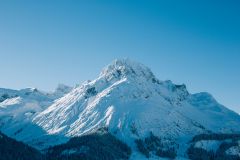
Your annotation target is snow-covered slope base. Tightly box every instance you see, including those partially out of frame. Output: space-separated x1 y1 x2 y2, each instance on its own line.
1 59 240 159
188 133 240 159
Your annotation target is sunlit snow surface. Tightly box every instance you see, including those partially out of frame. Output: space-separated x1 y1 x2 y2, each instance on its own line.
33 59 240 155
1 59 240 159
0 86 71 149
194 140 222 152
0 97 22 108
226 145 240 156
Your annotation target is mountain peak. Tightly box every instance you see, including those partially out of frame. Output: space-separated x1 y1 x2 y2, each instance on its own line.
55 84 72 93
100 59 155 81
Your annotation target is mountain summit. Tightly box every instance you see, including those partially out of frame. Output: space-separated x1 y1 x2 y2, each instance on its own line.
100 59 155 81
1 59 240 159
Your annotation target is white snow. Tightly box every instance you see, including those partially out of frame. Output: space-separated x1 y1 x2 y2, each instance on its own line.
194 140 221 152
0 97 22 108
0 85 72 149
32 59 240 157
226 146 240 156
1 59 240 158
51 84 73 98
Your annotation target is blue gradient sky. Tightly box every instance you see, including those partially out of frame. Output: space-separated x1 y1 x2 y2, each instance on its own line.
0 0 239 112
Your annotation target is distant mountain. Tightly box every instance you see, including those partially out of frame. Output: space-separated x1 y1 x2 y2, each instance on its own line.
0 59 240 159
0 86 71 149
50 84 73 99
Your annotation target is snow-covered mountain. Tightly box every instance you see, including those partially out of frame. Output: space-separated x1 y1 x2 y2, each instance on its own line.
0 85 72 148
49 84 73 99
0 59 240 159
32 59 240 158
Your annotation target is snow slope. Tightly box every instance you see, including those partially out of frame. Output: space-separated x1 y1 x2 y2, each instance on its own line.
32 59 240 157
0 86 71 148
1 59 239 158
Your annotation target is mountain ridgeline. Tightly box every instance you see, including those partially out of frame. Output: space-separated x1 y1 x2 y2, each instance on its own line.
0 59 240 160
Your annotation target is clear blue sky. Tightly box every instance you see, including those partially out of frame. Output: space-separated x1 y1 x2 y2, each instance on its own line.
0 0 239 113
